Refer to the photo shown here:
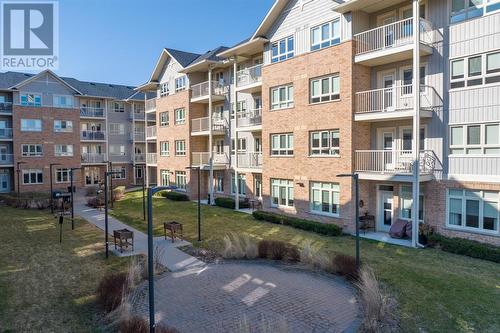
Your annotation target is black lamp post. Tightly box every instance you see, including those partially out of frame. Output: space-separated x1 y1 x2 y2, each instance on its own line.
186 166 201 241
108 161 114 208
104 170 123 258
69 167 82 230
16 161 26 200
134 164 146 221
337 173 360 270
50 163 61 214
147 185 177 332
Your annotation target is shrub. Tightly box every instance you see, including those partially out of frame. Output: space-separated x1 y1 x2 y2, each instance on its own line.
257 240 270 259
160 191 189 201
286 245 301 262
119 316 179 333
85 186 98 197
215 197 250 209
252 210 342 236
429 234 500 263
333 254 359 280
257 240 299 262
0 193 51 209
113 186 126 201
96 272 129 313
222 233 258 259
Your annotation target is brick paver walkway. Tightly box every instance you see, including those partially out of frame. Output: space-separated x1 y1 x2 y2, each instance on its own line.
132 262 360 333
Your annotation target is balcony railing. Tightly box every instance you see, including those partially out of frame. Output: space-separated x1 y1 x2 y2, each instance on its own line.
146 153 157 165
191 117 228 133
191 152 229 166
191 81 226 99
236 64 262 88
146 126 157 139
0 154 13 165
134 153 146 163
237 152 262 169
132 110 146 120
236 108 262 128
356 85 440 114
80 107 105 118
81 153 107 164
133 132 145 141
355 150 436 175
0 128 13 139
354 18 433 56
81 130 105 141
0 102 13 113
145 98 156 112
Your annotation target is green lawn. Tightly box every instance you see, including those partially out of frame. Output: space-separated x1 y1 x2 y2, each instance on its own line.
111 191 500 333
0 206 130 332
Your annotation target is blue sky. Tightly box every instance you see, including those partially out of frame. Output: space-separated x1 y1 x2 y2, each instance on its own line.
55 0 275 86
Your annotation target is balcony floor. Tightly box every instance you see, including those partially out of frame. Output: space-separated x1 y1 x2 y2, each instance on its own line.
355 43 433 67
354 109 434 122
190 95 225 104
236 81 262 94
357 171 433 182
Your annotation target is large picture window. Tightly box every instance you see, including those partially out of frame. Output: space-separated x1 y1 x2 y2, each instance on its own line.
400 185 424 221
311 18 341 51
160 141 170 156
160 111 169 127
20 93 41 106
231 173 246 196
271 179 294 207
271 36 294 63
271 133 293 156
271 85 293 110
55 168 70 183
21 119 42 132
310 74 340 103
21 144 42 157
22 169 43 184
310 130 339 156
175 171 187 190
160 170 170 186
54 120 73 133
310 182 340 217
450 51 500 88
450 123 500 155
175 140 186 156
174 108 186 125
447 189 499 233
54 144 74 157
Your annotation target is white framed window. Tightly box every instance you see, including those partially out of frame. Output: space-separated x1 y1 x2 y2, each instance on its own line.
160 141 170 156
271 133 293 156
271 85 293 110
175 76 187 92
311 18 341 51
400 66 427 95
215 172 224 193
20 93 41 106
451 0 487 23
135 166 143 179
113 102 125 112
21 119 42 132
22 169 43 184
55 168 70 183
160 169 170 186
310 181 340 217
271 178 294 207
111 166 126 179
175 171 187 190
399 185 424 221
160 82 169 96
160 111 169 127
310 130 340 156
109 123 125 135
231 173 246 196
110 145 126 156
174 108 186 125
255 137 262 153
175 140 186 156
271 36 294 63
55 144 74 157
450 51 500 89
53 95 74 108
310 74 340 103
450 123 500 155
21 144 42 157
54 120 73 133
447 189 499 233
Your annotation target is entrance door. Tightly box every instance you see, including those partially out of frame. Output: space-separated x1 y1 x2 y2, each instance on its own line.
382 74 395 110
85 167 100 185
379 129 395 172
0 120 7 138
379 15 395 48
0 172 9 192
254 174 262 198
0 145 8 163
378 190 394 232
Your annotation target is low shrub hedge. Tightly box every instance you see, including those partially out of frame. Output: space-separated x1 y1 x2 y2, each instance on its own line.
215 197 250 209
160 191 189 201
112 186 126 201
429 233 500 263
0 192 51 209
252 210 342 236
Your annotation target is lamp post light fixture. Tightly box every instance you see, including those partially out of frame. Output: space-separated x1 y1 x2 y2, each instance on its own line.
50 163 62 214
336 173 360 270
186 166 201 241
104 170 123 259
69 167 82 230
16 161 26 200
134 165 146 221
147 185 177 333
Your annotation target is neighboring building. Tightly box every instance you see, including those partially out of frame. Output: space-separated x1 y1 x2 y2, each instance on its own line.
0 70 152 193
138 0 500 247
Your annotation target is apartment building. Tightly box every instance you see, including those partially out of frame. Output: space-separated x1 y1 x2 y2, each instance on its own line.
0 70 151 194
139 0 500 247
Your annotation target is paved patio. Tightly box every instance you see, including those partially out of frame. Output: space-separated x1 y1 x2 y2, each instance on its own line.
132 262 361 333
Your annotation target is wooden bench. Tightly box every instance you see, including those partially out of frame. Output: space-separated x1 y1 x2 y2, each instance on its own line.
113 228 134 253
164 221 183 243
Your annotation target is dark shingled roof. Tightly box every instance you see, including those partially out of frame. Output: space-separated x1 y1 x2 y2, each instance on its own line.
189 46 230 66
0 71 147 100
165 48 201 68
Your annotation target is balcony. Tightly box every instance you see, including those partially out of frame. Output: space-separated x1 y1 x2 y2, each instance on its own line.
81 153 107 164
0 128 13 140
81 130 106 141
355 85 440 122
237 152 262 171
131 110 146 121
191 117 227 136
236 64 262 93
354 18 433 66
134 153 146 163
355 150 436 181
0 154 14 166
0 102 12 114
80 106 105 118
236 108 262 130
146 153 157 165
191 81 227 103
191 152 229 170
145 98 156 113
133 131 146 141
146 126 157 140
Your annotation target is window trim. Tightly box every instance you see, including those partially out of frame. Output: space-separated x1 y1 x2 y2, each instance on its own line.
159 111 169 127
270 84 294 110
310 74 340 104
175 171 187 191
21 118 42 132
271 35 295 63
231 173 247 196
111 166 126 180
55 168 70 183
21 144 43 157
310 129 340 156
20 92 42 107
160 169 171 186
54 120 73 133
174 108 186 125
309 181 340 217
449 123 500 156
175 76 187 92
54 144 74 157
450 0 500 24
271 133 294 156
22 169 43 185
310 18 341 51
399 185 424 222
160 141 170 156
271 178 294 208
450 50 500 90
174 140 186 156
53 94 74 108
